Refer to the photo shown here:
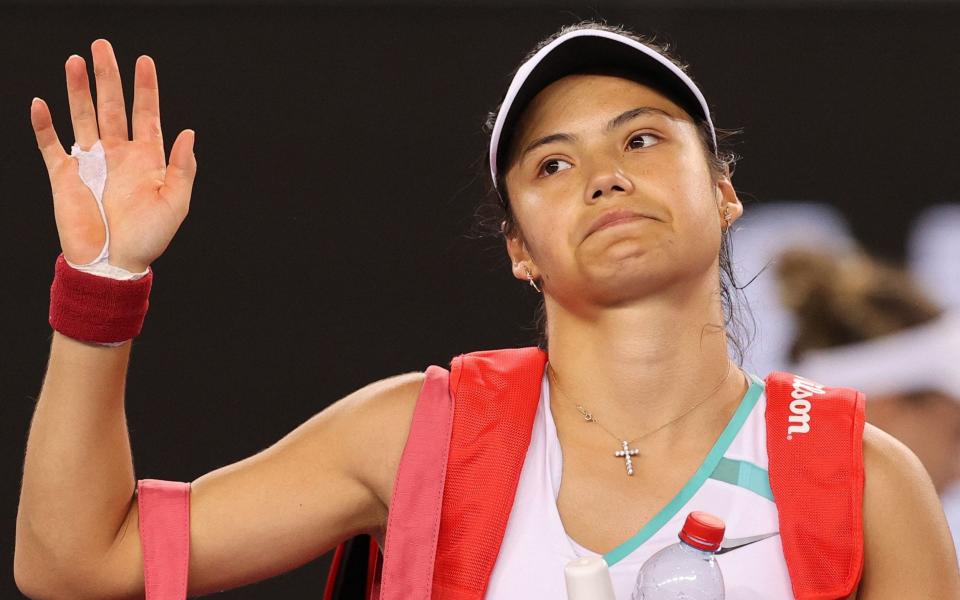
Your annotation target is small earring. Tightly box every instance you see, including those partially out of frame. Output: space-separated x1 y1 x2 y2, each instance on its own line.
523 265 542 293
723 208 733 231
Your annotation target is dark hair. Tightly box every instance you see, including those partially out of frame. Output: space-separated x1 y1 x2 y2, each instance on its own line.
471 20 752 363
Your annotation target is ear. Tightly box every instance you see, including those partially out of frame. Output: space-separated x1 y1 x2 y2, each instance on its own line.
503 221 537 282
715 169 743 226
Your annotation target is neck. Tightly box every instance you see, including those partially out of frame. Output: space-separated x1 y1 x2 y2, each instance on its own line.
544 275 748 449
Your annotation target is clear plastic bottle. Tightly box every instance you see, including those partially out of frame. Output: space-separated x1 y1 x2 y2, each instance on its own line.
631 511 726 600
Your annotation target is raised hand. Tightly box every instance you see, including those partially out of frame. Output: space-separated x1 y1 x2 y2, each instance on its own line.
30 39 197 273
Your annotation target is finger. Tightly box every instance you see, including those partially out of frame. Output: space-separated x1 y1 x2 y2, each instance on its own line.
65 54 99 150
90 39 129 141
132 55 165 166
30 98 68 173
159 129 197 217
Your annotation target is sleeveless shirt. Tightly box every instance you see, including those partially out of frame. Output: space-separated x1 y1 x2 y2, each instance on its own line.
485 364 796 600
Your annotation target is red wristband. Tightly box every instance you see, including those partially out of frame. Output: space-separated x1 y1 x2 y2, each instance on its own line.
48 253 154 344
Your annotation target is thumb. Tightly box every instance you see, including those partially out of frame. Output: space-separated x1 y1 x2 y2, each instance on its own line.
160 129 197 216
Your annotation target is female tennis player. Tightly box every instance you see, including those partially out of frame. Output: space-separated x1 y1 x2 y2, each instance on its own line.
16 20 960 599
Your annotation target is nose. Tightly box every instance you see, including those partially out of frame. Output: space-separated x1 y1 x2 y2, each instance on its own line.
586 159 635 203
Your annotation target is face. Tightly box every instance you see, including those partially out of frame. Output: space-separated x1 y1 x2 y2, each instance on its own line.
502 74 741 309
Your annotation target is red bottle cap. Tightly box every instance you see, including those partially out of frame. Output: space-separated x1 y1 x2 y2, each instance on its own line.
678 511 726 552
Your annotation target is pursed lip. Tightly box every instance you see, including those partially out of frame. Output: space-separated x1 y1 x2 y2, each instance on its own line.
586 208 657 238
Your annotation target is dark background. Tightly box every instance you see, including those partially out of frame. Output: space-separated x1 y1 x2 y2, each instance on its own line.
4 1 959 597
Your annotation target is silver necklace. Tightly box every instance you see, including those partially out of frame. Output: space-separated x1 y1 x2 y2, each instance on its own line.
548 362 736 476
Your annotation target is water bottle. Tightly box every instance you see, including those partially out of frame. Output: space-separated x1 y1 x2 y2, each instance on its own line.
631 511 726 600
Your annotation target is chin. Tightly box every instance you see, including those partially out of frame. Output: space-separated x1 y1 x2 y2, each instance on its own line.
583 267 679 305
582 238 670 276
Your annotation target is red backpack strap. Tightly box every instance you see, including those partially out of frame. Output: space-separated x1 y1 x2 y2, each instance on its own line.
137 478 191 600
765 372 866 600
322 542 347 600
432 347 548 599
377 364 456 599
367 541 382 600
322 534 382 600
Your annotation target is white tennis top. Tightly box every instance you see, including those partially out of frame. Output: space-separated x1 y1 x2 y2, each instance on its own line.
485 365 797 600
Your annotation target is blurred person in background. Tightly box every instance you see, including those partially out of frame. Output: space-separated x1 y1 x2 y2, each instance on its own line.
778 248 960 557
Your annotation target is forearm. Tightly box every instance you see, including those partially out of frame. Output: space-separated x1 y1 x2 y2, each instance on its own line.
16 331 137 587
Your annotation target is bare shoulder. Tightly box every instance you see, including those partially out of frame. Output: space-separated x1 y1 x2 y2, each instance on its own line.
332 370 428 520
855 422 960 598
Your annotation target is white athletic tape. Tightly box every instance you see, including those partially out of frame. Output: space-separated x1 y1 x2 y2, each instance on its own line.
65 140 148 281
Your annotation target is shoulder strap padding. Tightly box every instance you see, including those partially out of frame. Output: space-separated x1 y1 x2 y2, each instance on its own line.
379 365 455 599
432 347 547 599
765 371 866 600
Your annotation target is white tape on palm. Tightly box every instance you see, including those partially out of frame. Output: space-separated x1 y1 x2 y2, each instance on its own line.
66 140 149 281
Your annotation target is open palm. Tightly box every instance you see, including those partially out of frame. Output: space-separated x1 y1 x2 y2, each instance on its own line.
31 39 196 273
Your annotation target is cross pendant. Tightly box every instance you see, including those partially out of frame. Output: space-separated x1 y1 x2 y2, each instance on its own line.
614 440 640 476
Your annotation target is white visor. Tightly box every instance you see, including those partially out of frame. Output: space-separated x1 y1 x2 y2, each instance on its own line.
488 28 718 194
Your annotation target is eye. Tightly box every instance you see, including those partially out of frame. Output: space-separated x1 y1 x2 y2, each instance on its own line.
537 157 573 178
627 132 661 150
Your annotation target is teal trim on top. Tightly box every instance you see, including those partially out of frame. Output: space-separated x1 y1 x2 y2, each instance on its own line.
709 457 774 502
603 374 765 567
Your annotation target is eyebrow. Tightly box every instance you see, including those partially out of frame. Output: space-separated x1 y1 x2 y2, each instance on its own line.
519 106 675 163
